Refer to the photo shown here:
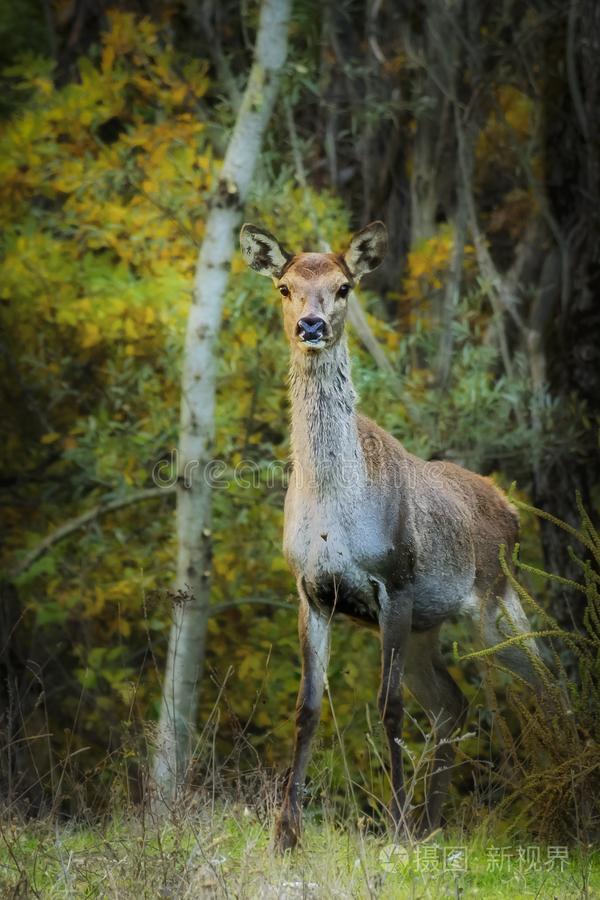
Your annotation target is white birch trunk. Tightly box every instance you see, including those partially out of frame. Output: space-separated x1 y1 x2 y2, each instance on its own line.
152 0 292 806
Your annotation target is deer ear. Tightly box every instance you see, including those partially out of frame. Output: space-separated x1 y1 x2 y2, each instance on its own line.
240 224 291 278
343 221 388 281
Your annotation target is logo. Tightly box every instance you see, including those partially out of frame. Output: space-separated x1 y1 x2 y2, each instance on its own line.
379 843 409 873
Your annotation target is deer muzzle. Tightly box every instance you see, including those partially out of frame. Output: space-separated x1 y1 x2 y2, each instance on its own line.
296 316 328 345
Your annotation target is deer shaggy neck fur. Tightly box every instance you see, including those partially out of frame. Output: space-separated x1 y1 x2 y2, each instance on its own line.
288 338 362 496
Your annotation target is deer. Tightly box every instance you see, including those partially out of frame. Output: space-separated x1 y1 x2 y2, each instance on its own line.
239 220 541 852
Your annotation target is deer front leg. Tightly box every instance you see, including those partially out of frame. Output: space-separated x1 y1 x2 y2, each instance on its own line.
373 578 412 839
275 584 330 852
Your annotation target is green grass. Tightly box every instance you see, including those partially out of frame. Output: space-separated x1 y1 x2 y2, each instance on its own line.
1 805 597 898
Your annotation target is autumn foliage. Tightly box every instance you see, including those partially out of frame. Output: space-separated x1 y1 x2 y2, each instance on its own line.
1 2 598 837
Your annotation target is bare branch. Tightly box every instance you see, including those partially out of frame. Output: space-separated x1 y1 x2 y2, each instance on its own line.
10 487 175 581
285 100 398 383
455 105 525 385
436 192 467 389
567 0 590 142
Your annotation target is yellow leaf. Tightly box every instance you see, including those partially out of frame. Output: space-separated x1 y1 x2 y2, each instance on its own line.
118 619 131 637
240 331 257 349
102 45 115 72
81 322 101 348
124 318 137 339
238 655 256 681
171 86 186 104
410 254 427 278
41 432 60 444
34 77 53 96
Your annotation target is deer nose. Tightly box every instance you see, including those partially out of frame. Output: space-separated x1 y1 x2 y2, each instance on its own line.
297 316 326 342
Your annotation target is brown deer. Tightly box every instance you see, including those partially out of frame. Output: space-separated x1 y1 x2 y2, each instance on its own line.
239 221 540 851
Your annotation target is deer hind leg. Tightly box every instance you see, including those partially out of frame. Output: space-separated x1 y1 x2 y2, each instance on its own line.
373 579 413 839
480 584 542 690
275 585 330 852
404 627 469 837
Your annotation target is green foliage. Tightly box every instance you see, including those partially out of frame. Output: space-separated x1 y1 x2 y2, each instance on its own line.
0 13 383 806
354 281 592 497
0 12 213 789
1 6 596 846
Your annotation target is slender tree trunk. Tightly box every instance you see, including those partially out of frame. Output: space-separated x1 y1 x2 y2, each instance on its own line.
152 0 292 807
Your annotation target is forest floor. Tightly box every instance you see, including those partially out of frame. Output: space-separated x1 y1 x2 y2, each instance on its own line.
0 803 598 899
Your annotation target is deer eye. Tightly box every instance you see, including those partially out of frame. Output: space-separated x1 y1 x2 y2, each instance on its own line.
279 285 290 298
337 283 351 298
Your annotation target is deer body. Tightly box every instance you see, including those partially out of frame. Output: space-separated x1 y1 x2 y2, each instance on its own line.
240 223 537 851
284 340 497 631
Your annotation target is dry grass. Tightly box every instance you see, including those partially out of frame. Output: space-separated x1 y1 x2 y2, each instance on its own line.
2 504 598 897
0 784 598 899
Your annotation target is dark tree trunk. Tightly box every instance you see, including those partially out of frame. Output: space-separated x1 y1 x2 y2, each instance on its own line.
532 0 600 625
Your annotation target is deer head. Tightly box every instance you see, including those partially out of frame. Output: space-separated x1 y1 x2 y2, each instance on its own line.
239 222 388 352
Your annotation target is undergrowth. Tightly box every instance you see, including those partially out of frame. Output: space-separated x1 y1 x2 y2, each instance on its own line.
1 502 599 897
0 799 597 898
458 492 600 846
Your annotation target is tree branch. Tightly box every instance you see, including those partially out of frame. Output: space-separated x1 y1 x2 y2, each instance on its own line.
566 0 589 143
436 188 467 389
10 487 175 581
209 597 294 616
455 107 525 379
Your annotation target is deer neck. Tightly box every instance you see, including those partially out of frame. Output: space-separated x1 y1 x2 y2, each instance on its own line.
288 337 364 496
